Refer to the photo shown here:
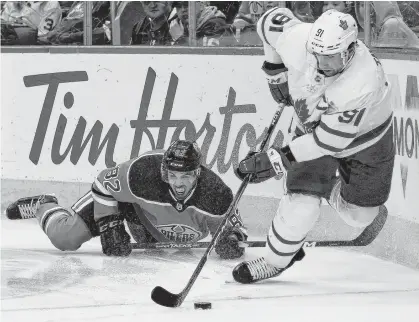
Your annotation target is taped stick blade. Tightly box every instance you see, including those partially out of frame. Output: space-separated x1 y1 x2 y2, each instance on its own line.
151 286 182 308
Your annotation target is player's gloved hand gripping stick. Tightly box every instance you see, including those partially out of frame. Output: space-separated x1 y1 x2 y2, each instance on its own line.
150 104 287 308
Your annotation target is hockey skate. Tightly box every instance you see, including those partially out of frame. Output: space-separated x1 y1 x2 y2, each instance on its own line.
232 248 305 284
6 194 58 220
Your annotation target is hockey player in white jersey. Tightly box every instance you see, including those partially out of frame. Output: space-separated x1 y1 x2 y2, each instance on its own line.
233 8 394 283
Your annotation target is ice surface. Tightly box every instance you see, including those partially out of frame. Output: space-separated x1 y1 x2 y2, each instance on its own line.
2 219 419 322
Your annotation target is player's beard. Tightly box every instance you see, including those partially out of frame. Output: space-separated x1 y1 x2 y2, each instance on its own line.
321 68 340 77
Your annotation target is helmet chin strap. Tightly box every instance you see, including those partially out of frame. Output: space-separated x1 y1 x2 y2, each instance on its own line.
317 44 356 77
339 44 356 74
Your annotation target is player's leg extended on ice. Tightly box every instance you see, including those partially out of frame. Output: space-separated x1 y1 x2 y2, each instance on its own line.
7 193 95 251
233 193 321 284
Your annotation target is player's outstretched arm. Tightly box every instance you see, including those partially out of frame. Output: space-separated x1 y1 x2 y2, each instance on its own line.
209 200 248 259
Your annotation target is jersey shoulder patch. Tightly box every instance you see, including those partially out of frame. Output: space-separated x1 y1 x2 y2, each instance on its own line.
190 167 233 217
94 151 168 203
128 152 168 202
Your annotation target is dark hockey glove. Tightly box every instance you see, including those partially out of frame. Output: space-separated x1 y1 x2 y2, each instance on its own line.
234 151 258 183
97 214 132 257
215 226 247 260
262 61 292 105
235 148 285 183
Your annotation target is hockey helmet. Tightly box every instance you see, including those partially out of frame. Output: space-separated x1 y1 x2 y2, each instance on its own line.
161 140 202 182
307 9 358 73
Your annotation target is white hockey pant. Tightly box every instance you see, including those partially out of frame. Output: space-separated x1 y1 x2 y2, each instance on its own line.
265 185 380 269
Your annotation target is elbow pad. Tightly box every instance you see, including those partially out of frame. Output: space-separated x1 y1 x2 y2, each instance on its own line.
262 61 291 105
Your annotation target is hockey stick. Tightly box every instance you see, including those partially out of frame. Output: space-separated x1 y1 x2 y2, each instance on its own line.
150 106 286 308
133 206 388 250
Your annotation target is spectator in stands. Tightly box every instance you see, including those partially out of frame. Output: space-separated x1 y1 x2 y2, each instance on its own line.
1 1 62 45
209 1 240 24
397 1 419 34
231 1 279 46
170 1 235 46
356 1 419 49
322 1 352 14
1 18 20 44
45 1 111 45
287 1 315 23
130 1 176 46
235 1 279 25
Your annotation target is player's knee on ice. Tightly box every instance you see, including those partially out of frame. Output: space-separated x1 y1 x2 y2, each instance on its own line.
38 206 93 251
265 194 321 268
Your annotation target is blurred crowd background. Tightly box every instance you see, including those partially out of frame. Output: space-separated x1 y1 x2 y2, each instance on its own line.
1 1 419 49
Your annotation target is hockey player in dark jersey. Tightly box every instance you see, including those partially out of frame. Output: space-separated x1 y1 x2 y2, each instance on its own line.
6 140 247 259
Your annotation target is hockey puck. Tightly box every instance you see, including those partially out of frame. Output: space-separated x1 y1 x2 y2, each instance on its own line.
194 302 212 310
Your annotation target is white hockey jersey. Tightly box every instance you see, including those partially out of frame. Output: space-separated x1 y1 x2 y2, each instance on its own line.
1 2 62 37
257 8 393 161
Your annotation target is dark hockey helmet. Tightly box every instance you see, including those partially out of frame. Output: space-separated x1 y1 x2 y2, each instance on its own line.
161 140 202 182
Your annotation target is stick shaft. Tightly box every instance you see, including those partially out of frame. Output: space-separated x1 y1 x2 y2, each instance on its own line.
164 106 285 306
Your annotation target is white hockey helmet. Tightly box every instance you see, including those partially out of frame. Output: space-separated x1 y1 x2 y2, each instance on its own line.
307 9 358 56
306 10 358 76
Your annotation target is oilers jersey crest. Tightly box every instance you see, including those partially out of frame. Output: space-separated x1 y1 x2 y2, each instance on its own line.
90 151 243 243
257 7 393 162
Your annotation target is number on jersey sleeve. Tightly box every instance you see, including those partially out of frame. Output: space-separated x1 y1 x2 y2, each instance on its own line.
269 13 293 32
257 7 299 47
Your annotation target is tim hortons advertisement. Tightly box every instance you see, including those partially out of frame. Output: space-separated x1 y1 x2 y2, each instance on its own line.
1 54 294 198
1 54 418 218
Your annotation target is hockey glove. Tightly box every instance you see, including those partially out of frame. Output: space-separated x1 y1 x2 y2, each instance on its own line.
215 226 247 260
262 61 291 105
97 214 132 257
235 146 297 183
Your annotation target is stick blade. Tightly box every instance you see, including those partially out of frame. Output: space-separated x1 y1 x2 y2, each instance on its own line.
151 286 182 308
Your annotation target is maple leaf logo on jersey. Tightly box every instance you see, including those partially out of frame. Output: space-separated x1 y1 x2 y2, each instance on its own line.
294 98 320 131
339 19 348 30
294 99 310 123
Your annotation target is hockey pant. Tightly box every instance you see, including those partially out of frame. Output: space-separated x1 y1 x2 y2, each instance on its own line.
36 193 95 251
36 192 155 251
264 185 380 268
